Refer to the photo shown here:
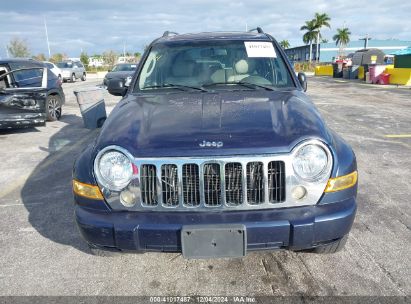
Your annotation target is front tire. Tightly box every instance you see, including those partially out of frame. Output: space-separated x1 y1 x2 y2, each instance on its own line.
81 73 86 81
46 95 62 121
88 244 122 257
71 73 76 82
310 235 348 254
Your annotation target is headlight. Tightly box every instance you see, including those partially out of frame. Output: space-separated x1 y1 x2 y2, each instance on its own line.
292 142 331 182
95 148 133 191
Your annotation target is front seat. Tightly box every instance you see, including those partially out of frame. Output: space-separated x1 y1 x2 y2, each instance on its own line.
166 59 195 86
228 59 249 82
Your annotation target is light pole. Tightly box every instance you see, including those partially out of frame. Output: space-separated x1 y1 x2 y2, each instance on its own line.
359 34 371 49
44 17 51 59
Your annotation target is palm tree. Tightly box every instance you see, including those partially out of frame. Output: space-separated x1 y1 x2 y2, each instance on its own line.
300 19 317 62
279 40 290 49
313 13 331 62
333 27 351 57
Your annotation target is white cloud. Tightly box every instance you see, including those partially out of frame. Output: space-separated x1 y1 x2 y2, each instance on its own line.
0 0 410 57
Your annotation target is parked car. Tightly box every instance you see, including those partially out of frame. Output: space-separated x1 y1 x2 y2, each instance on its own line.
57 60 86 82
73 29 358 258
103 63 138 89
43 61 62 79
0 59 66 129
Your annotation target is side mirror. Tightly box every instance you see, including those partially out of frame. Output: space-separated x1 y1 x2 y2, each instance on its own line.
297 72 307 92
107 79 127 97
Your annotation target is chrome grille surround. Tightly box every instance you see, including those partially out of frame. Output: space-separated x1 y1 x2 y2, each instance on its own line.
95 139 333 212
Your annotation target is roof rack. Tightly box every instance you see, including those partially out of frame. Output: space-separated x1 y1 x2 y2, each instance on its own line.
162 31 179 37
248 27 264 34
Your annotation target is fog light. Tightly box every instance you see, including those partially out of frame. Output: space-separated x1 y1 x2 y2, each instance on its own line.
120 190 136 207
292 186 307 200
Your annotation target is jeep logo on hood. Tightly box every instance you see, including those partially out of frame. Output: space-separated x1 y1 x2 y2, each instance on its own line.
199 140 223 148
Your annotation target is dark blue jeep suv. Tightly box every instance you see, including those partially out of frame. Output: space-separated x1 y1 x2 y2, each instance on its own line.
73 29 358 258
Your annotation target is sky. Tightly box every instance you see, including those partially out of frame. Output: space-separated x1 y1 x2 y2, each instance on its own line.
1 0 410 58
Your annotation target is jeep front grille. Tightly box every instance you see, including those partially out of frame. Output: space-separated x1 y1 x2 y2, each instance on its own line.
246 162 265 204
182 164 200 206
225 163 243 206
268 161 286 203
203 163 221 206
161 164 178 206
137 159 286 210
141 164 157 205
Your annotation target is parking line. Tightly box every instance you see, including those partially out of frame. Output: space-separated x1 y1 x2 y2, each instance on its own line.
0 130 98 200
384 134 411 138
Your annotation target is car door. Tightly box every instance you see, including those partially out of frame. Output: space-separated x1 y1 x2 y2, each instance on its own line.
0 67 49 128
77 62 84 78
74 62 81 78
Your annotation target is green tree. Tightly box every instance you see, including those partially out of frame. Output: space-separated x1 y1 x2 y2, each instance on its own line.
49 53 65 63
321 38 329 43
279 40 290 49
313 12 331 62
300 20 317 62
7 38 30 58
102 50 118 68
333 27 351 57
80 51 89 66
32 53 47 61
134 52 141 58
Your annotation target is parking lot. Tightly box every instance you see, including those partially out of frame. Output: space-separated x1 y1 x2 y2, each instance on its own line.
0 77 410 296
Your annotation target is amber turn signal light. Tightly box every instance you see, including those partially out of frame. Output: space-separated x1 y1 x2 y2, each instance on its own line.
324 171 358 193
73 180 104 200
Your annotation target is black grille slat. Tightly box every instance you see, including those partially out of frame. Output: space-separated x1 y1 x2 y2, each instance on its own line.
246 162 264 204
268 161 286 203
161 164 179 206
182 164 200 206
203 163 221 206
225 163 243 206
141 164 157 205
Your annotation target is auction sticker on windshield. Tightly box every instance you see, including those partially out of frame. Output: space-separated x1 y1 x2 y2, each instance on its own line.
244 41 276 58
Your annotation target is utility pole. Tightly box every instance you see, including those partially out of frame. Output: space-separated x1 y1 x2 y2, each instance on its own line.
123 42 126 57
359 34 371 49
44 17 51 59
5 46 9 58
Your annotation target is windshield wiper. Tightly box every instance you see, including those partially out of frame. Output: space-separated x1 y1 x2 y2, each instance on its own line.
238 81 275 91
143 83 206 92
202 81 274 91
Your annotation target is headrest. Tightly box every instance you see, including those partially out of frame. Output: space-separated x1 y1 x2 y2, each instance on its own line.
172 60 194 77
234 59 248 74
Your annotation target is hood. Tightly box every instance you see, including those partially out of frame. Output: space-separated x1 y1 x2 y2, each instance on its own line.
96 89 331 157
105 71 134 79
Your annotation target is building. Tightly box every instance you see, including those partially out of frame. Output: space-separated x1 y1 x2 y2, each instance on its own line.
89 57 104 67
285 39 411 63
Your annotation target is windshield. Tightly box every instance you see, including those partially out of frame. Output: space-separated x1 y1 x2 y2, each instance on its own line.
112 64 137 72
135 40 294 91
56 62 72 68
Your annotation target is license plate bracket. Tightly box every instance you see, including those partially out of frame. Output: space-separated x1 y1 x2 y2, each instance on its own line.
181 224 246 259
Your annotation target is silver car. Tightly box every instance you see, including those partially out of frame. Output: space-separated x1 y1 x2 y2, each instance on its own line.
56 61 86 82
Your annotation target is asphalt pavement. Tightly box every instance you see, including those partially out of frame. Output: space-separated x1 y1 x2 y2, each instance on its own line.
0 77 410 297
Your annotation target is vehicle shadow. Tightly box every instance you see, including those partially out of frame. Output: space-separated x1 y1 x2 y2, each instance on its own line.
0 127 41 136
20 114 99 253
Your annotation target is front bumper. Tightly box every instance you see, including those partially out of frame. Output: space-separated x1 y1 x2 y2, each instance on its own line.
75 197 356 253
0 113 46 129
